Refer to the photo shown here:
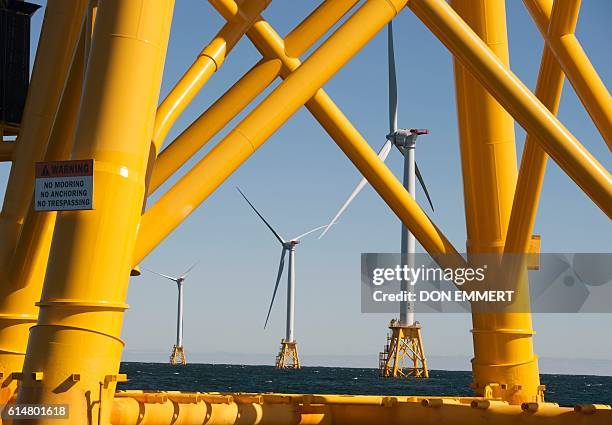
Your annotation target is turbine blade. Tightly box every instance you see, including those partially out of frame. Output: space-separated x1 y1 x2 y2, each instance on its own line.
142 267 178 282
388 21 398 134
378 138 394 162
292 224 329 241
180 261 199 279
415 162 435 211
237 187 285 244
264 248 287 329
319 140 393 239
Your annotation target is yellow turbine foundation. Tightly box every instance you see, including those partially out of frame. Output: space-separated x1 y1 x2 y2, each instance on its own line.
379 321 428 378
275 340 300 369
170 346 186 366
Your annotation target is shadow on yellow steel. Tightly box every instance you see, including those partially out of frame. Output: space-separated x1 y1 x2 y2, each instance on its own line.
109 392 612 425
0 0 87 406
15 1 174 424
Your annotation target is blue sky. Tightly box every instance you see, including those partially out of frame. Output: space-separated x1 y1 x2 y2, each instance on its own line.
1 1 610 372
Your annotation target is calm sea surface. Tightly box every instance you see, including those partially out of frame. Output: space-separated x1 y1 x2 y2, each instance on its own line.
118 363 611 407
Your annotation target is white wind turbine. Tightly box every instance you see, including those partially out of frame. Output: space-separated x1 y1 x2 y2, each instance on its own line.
143 262 198 365
237 187 327 368
319 21 434 327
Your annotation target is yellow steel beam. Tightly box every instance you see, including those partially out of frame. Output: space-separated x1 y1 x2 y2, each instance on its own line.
283 0 360 57
0 23 87 404
209 0 240 21
84 0 97 61
137 0 465 272
111 392 612 425
504 1 576 255
16 1 174 423
134 0 421 264
212 2 465 266
409 0 611 218
0 0 86 278
524 0 612 150
450 0 540 404
149 0 358 193
0 141 14 162
303 91 464 268
149 59 282 193
151 0 271 153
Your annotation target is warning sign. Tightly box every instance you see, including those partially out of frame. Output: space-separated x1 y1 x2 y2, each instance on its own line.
34 159 94 211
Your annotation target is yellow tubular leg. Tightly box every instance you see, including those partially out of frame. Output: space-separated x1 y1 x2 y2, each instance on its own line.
148 58 282 194
496 6 576 402
409 0 612 217
450 0 518 253
450 0 540 404
152 0 271 153
0 22 87 406
133 0 414 265
504 1 576 254
16 1 174 424
523 0 612 149
0 0 87 274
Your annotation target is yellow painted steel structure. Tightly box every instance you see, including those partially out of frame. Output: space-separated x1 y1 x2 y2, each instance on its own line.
0 141 14 162
0 0 88 406
379 321 428 378
0 22 87 407
275 341 300 369
108 392 612 425
170 346 186 366
15 2 174 424
450 0 541 404
0 0 609 423
523 0 612 150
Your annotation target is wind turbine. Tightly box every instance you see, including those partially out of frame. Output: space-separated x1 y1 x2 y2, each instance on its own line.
143 262 198 365
319 21 431 378
237 187 326 369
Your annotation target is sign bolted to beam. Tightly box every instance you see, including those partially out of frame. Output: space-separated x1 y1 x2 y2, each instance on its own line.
34 159 94 211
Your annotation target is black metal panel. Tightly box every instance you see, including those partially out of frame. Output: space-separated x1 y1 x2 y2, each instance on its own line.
0 0 40 126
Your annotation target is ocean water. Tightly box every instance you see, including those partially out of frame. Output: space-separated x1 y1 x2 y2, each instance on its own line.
118 363 612 407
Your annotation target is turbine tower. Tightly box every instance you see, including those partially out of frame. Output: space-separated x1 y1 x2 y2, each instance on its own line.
320 22 432 378
238 187 326 369
144 262 198 365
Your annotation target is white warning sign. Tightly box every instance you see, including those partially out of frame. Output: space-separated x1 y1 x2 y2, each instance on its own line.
34 159 94 211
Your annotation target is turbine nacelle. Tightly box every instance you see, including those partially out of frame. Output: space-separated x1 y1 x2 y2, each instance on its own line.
387 128 429 149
